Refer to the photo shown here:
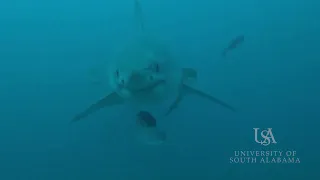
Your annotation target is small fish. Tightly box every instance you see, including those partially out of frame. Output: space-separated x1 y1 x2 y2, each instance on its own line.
222 35 244 57
136 111 166 145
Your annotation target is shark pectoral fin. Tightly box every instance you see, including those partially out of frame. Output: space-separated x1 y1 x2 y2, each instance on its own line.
182 84 236 112
71 92 124 123
165 68 198 115
182 68 198 81
165 89 184 116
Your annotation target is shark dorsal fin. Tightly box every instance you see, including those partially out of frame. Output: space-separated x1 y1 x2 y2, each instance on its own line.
134 0 145 33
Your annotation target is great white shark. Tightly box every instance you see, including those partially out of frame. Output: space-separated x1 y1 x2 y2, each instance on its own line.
71 0 235 122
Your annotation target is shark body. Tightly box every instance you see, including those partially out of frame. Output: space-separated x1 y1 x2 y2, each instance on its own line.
72 0 235 123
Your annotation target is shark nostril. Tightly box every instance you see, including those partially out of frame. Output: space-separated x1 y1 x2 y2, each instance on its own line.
149 75 154 81
121 79 125 84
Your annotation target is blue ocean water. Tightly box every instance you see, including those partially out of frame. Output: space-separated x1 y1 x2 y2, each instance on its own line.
0 0 319 179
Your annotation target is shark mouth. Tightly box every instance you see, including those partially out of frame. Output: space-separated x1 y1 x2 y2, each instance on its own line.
132 80 166 94
115 79 165 98
115 69 166 96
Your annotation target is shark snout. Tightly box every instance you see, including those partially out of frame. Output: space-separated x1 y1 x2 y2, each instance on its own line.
116 72 143 89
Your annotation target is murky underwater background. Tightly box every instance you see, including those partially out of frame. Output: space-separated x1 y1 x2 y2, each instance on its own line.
0 0 319 179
